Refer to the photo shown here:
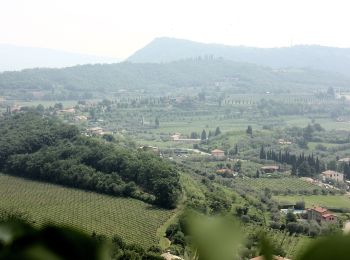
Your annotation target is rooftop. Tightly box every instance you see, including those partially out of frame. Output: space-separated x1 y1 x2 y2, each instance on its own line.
211 149 224 153
322 170 343 175
308 206 328 214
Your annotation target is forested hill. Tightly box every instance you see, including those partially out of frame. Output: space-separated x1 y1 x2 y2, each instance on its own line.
128 37 350 76
0 113 181 208
0 59 349 93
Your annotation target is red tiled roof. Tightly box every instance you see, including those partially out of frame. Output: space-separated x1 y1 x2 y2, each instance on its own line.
309 207 328 213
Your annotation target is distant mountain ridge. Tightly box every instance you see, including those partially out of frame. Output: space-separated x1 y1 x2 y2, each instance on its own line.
0 44 119 71
1 59 349 94
127 37 350 76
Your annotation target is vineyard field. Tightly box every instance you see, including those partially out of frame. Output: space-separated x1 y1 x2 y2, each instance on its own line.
0 174 175 248
234 177 323 195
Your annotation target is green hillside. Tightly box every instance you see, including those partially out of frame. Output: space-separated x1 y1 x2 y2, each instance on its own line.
128 37 350 76
0 59 349 97
0 174 174 248
0 113 181 208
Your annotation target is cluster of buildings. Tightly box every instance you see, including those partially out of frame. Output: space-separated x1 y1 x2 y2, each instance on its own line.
281 206 338 225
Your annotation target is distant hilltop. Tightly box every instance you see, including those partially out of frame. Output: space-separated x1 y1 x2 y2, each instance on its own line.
127 37 350 76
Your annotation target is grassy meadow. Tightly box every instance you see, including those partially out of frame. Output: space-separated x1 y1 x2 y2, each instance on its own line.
274 195 350 209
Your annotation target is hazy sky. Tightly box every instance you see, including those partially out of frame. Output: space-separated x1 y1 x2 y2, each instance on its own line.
1 0 349 59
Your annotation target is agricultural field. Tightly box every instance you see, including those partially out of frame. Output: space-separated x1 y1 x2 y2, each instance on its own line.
0 174 175 248
234 177 323 195
274 195 350 209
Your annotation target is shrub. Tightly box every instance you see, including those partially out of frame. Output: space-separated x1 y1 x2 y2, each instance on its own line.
241 215 250 223
269 221 281 230
295 201 305 210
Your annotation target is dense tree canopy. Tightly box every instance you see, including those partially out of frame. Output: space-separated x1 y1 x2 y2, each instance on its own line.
0 113 181 208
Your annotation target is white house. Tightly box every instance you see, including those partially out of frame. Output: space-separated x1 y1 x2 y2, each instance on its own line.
322 170 344 182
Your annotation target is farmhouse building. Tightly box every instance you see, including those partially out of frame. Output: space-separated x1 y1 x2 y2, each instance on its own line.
211 149 225 159
260 165 279 173
307 206 337 223
322 170 344 182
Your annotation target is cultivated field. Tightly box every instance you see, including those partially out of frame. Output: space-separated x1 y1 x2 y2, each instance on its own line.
0 174 175 248
234 177 323 195
274 195 350 209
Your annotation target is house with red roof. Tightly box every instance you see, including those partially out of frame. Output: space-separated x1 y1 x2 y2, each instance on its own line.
211 149 225 159
307 206 337 223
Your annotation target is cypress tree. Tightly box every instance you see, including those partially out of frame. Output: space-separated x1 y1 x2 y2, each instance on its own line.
201 130 207 141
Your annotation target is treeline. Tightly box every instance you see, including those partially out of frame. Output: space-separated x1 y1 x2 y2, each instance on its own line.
0 113 181 208
260 147 323 177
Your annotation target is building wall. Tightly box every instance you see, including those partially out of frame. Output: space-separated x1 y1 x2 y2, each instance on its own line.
308 210 323 222
323 173 344 182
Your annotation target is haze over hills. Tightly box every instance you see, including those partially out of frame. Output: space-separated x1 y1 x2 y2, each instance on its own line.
0 59 349 95
2 38 350 96
0 44 119 72
127 37 350 76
